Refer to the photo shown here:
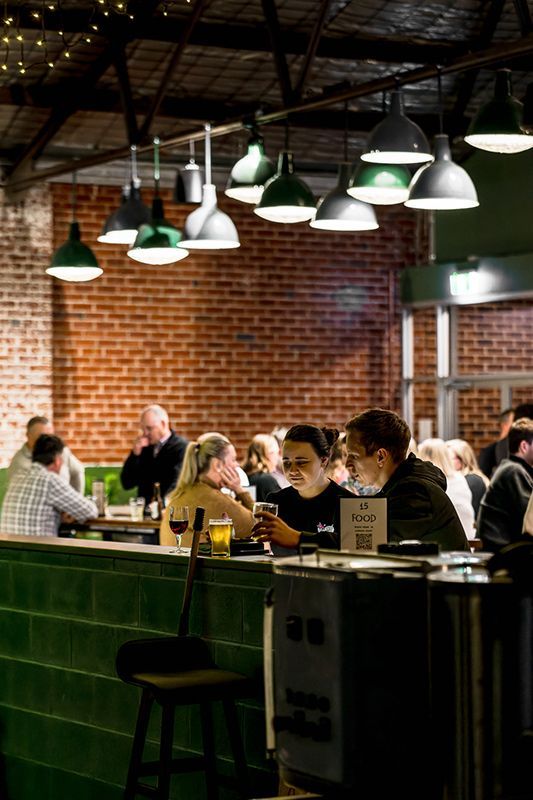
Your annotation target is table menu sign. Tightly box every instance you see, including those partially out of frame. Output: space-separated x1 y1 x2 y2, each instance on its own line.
340 497 388 552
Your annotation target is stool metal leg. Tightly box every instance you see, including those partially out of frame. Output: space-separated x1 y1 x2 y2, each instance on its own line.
223 698 250 799
157 702 175 799
199 702 218 800
124 689 154 800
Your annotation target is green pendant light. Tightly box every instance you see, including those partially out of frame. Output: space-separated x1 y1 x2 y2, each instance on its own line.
361 89 433 165
254 151 316 224
181 123 240 250
348 163 411 205
127 137 189 265
225 129 276 204
464 69 533 154
47 173 103 282
98 145 151 245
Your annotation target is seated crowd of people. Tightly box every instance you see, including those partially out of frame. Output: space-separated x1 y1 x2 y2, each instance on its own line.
1 402 533 554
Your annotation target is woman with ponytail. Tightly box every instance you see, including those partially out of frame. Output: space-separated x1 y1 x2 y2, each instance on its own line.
252 424 353 552
160 434 255 546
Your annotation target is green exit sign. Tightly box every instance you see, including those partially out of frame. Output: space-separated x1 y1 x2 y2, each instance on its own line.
449 270 480 296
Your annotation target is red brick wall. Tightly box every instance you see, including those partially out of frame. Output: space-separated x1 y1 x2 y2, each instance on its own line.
51 182 415 463
0 186 53 466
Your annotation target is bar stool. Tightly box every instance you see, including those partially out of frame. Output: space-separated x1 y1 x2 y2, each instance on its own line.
116 635 252 800
116 507 253 800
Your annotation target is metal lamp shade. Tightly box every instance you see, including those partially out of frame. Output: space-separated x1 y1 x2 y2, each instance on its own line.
98 183 151 245
348 163 411 205
254 151 316 223
174 161 204 204
362 90 433 165
464 70 533 154
127 197 189 264
405 134 479 210
46 222 103 282
310 164 378 230
181 183 240 249
225 136 276 204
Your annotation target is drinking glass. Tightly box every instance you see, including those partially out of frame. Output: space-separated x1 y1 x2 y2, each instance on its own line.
252 502 278 553
129 497 145 522
209 518 233 558
168 505 189 553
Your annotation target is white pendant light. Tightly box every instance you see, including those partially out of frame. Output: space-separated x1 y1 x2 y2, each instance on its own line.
405 134 479 210
310 164 378 231
181 123 240 250
464 69 533 154
362 89 433 165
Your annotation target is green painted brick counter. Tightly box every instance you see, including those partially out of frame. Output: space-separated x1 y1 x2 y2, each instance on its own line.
0 535 275 800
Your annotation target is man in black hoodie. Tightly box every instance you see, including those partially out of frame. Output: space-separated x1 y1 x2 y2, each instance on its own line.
345 409 469 551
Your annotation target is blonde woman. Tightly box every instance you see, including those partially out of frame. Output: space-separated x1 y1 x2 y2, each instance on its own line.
418 438 476 540
159 435 254 547
446 438 489 517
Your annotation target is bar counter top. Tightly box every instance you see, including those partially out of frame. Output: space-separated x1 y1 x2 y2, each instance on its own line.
0 533 274 800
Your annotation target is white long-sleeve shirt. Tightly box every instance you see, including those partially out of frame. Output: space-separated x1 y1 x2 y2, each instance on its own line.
8 443 85 494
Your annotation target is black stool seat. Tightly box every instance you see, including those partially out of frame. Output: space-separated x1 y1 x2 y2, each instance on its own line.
117 636 253 800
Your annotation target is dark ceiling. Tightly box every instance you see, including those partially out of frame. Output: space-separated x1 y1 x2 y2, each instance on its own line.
1 0 532 196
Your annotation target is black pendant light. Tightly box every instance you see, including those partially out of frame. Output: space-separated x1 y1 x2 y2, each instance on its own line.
362 88 433 165
464 69 533 154
97 145 150 245
47 173 103 282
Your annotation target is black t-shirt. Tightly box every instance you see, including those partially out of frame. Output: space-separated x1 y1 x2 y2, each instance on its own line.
267 480 354 552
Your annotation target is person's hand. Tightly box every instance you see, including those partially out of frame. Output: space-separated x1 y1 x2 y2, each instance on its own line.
132 431 149 455
219 463 243 495
61 512 77 524
252 512 301 549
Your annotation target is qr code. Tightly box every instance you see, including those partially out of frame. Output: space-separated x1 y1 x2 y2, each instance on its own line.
356 533 373 551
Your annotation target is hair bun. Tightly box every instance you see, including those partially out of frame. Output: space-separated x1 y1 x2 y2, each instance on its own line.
321 427 340 448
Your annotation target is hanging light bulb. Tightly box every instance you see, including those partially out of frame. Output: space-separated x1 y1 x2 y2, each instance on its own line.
127 137 189 265
348 163 411 205
362 89 433 165
47 173 102 282
174 140 203 204
464 69 533 154
225 129 276 204
98 145 151 245
181 123 240 250
254 151 315 224
310 164 378 231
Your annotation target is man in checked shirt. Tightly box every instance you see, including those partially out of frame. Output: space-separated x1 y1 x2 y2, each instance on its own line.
1 435 97 537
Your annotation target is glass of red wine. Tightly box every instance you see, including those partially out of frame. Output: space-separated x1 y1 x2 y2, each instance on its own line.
168 505 189 553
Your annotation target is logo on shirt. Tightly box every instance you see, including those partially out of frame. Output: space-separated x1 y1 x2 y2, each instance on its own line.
317 522 334 534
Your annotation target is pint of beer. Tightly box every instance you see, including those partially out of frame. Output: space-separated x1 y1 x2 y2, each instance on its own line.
209 519 233 558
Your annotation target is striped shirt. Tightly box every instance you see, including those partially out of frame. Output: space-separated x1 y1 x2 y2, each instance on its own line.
1 463 98 537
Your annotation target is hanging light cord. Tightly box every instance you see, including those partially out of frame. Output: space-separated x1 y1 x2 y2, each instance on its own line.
437 68 444 134
189 139 195 163
344 101 349 162
130 143 140 189
204 123 211 184
153 136 160 195
71 170 77 221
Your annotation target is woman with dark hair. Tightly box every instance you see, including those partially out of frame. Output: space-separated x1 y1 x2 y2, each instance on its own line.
252 424 353 552
242 434 281 501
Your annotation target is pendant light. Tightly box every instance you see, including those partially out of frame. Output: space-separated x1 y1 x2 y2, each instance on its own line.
174 140 203 204
46 173 103 282
361 88 432 165
254 121 316 223
225 128 276 204
98 146 151 245
310 163 378 230
406 73 479 211
181 123 240 250
464 69 533 154
127 137 189 265
348 163 411 205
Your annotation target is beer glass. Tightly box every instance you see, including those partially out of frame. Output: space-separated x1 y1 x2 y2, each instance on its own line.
209 518 233 558
129 497 145 522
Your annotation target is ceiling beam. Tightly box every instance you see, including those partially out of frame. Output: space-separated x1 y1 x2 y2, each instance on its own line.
111 40 139 144
512 0 533 35
6 30 533 194
261 0 294 105
9 5 464 65
293 0 334 100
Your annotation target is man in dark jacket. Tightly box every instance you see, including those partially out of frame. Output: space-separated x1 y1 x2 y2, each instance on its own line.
345 408 469 551
477 417 533 552
121 404 188 505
